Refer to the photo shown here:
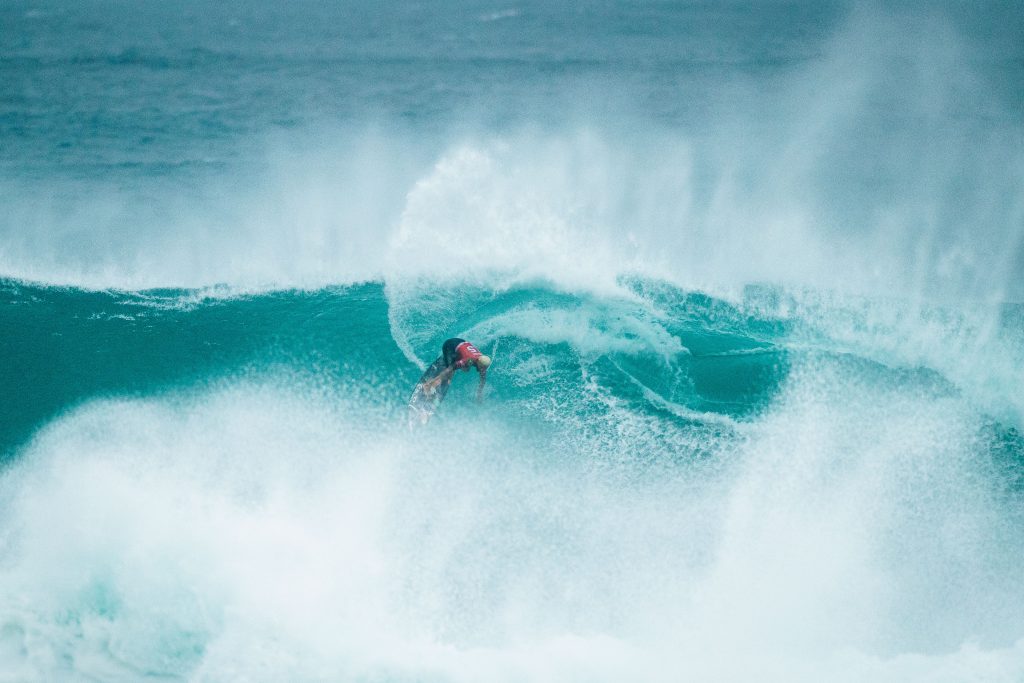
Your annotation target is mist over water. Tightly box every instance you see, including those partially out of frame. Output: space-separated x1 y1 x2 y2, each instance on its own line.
2 1 1024 681
2 1 1021 299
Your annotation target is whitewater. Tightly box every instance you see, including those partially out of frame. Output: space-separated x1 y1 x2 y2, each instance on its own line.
2 2 1023 681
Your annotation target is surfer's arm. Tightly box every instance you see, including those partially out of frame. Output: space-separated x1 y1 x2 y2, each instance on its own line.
475 367 487 402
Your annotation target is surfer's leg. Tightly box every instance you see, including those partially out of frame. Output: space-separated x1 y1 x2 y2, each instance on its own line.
432 374 453 402
421 356 447 383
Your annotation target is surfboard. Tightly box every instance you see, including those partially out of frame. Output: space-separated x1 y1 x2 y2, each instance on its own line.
407 356 452 425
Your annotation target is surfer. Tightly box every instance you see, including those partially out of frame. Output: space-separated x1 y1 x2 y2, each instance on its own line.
408 338 492 423
421 338 492 403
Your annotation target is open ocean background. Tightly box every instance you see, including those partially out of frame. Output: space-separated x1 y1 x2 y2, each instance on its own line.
2 1 1024 680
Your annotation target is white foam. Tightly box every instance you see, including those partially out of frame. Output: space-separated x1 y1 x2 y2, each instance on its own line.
0 362 1020 681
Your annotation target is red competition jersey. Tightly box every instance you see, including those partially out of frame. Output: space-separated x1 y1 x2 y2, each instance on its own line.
454 341 482 368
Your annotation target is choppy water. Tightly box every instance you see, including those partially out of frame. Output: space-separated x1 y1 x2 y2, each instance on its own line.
2 1 1024 681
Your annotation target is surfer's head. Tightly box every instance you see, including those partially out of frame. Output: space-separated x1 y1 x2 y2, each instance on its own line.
476 355 492 369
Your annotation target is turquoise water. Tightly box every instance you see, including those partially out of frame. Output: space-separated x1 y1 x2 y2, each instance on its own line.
3 1 1024 681
1 277 789 457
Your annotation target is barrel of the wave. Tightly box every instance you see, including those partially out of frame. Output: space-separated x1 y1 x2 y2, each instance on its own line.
408 338 492 425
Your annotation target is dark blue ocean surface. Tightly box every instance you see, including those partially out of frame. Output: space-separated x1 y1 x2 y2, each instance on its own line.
2 1 1022 295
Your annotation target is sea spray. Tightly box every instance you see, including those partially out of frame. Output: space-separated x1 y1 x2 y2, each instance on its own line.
2 278 1023 681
